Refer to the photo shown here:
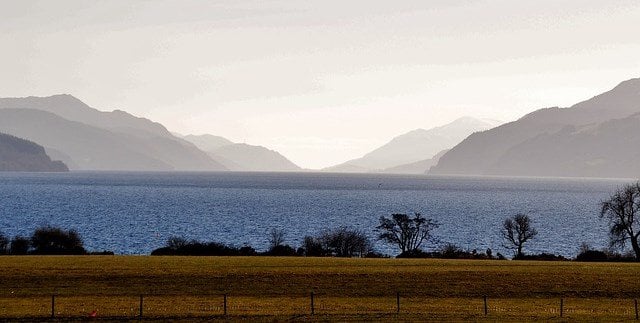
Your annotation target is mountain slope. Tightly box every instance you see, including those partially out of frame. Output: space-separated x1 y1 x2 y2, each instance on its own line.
0 108 226 171
0 133 68 172
485 113 640 178
430 78 640 177
0 94 171 139
182 134 234 152
183 134 301 172
327 117 500 172
379 149 449 174
0 108 170 170
210 144 301 172
0 95 226 171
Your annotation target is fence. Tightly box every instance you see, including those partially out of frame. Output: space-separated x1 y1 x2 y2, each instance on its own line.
1 294 640 320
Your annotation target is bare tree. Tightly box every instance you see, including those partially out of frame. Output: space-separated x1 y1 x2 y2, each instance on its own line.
376 213 438 255
301 235 328 257
320 227 372 257
268 228 286 250
501 214 537 259
600 182 640 260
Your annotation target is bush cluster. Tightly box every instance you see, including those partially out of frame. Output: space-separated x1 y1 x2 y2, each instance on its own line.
151 236 258 256
299 227 373 257
397 244 501 260
152 227 381 258
0 227 86 255
575 244 636 262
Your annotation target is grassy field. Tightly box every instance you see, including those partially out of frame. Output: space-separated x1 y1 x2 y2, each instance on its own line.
1 256 640 321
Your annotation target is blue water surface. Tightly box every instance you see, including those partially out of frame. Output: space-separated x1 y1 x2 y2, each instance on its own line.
0 171 631 257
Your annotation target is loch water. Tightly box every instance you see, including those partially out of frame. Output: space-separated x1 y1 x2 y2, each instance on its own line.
0 171 632 257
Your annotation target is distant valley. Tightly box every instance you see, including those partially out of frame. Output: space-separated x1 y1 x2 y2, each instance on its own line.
325 117 500 174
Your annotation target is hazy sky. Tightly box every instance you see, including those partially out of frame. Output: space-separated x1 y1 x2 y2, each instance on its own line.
2 1 640 169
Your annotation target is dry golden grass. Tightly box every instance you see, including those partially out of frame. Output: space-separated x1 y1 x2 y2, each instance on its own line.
1 256 640 321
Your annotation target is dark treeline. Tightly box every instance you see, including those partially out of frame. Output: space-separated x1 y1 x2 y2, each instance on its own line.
0 226 112 255
0 223 634 261
151 236 257 256
151 227 383 258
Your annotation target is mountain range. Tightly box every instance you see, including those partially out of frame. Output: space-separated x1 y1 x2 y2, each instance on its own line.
325 117 500 173
0 132 68 172
0 95 297 172
430 78 640 178
4 77 640 178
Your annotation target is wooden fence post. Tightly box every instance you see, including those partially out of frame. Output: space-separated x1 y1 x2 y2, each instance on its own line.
51 295 55 318
396 292 400 314
560 298 563 317
483 296 488 315
310 291 315 315
139 295 143 318
224 294 227 316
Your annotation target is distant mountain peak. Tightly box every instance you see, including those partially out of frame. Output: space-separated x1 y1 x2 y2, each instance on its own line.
452 116 485 123
451 116 503 126
326 116 499 172
38 94 89 107
613 77 640 90
3 93 87 108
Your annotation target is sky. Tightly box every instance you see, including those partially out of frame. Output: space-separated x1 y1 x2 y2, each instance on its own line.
1 0 640 169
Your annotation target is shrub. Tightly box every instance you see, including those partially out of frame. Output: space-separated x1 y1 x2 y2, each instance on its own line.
396 249 430 258
239 246 258 256
395 244 498 260
180 241 234 256
10 236 30 255
439 243 466 259
363 251 388 258
30 226 85 255
0 232 8 255
517 253 568 261
166 236 188 250
603 251 637 262
151 237 254 256
576 249 608 262
265 244 297 256
88 250 115 255
574 244 636 262
300 236 328 257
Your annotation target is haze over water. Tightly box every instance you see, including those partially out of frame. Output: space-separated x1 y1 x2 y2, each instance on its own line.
0 172 629 257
